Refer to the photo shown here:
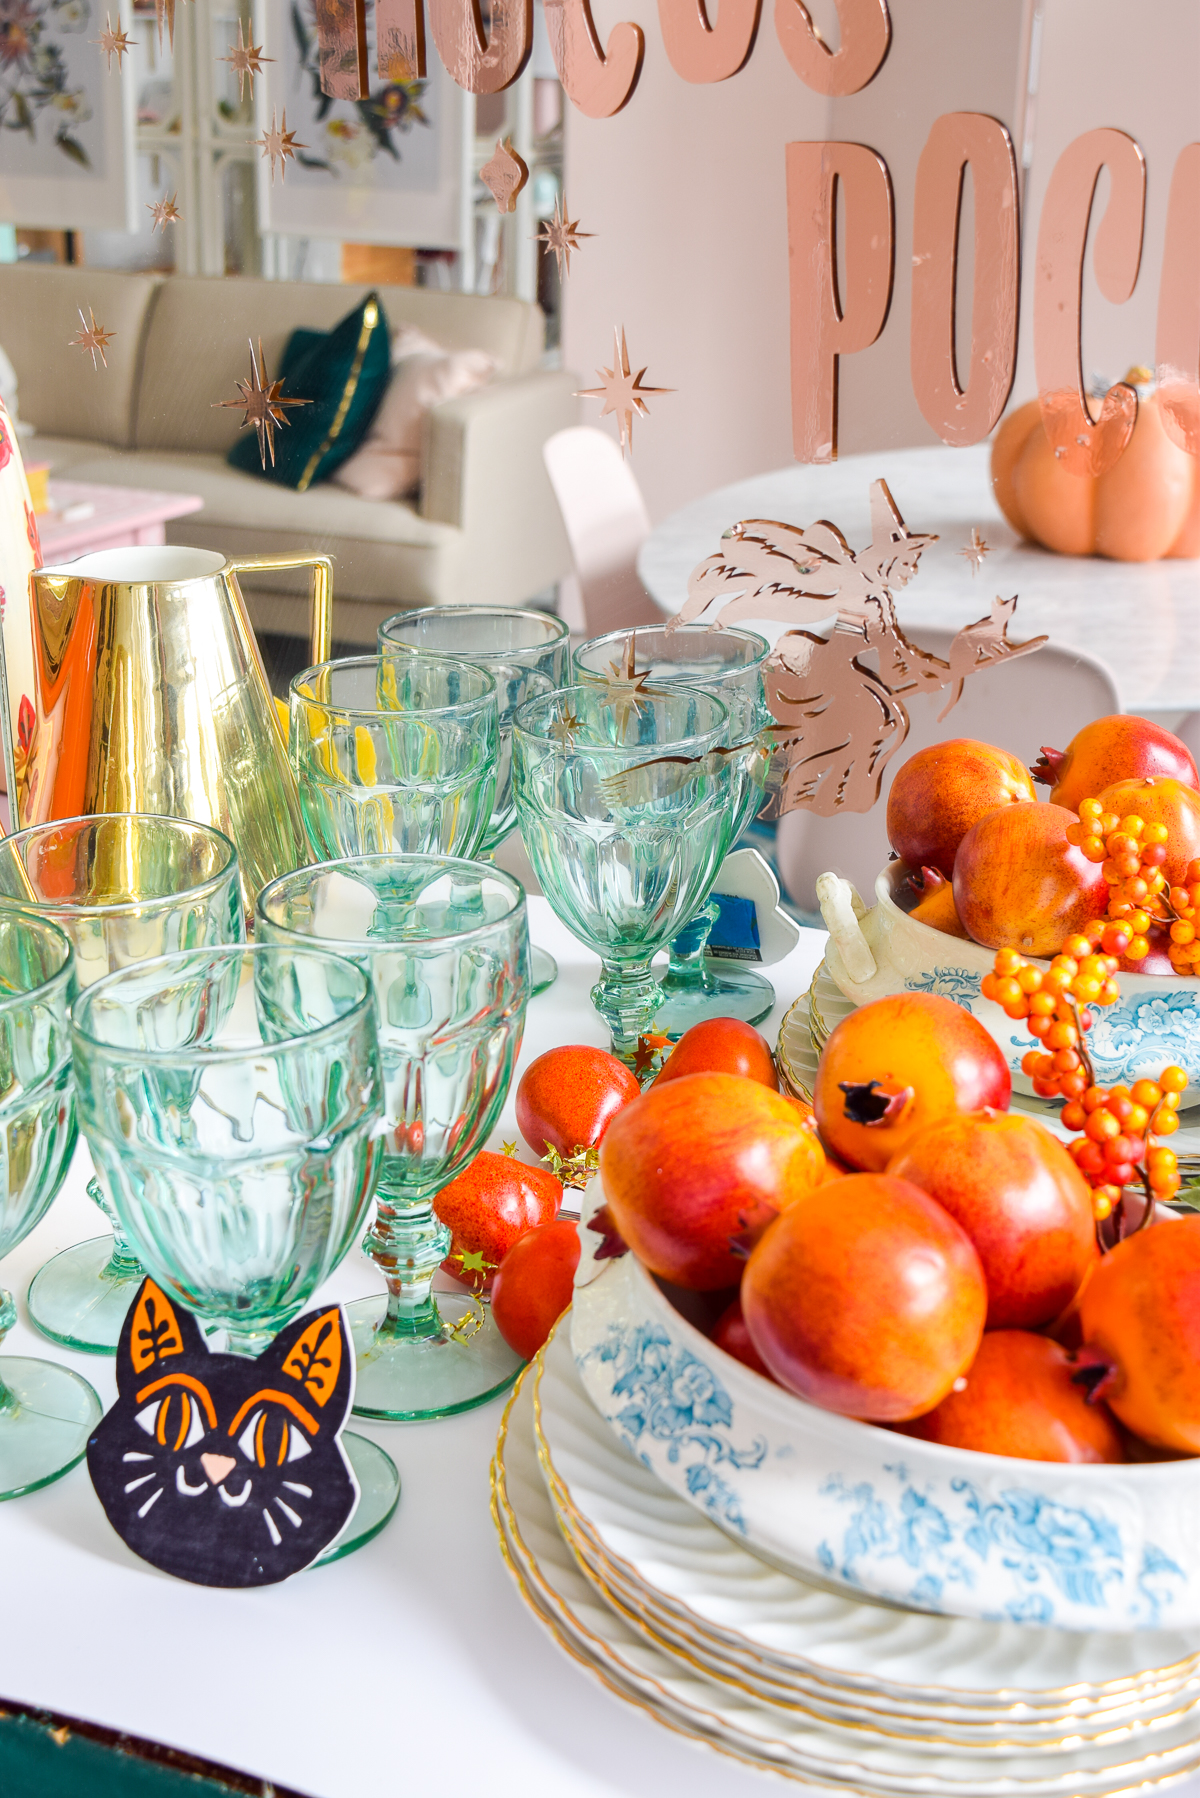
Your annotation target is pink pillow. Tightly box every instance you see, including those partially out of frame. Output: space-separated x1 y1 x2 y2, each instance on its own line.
333 325 496 501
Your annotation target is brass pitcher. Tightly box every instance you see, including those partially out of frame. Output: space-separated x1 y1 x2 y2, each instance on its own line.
12 547 332 907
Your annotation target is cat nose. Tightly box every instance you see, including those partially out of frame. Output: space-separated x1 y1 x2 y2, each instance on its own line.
200 1453 238 1485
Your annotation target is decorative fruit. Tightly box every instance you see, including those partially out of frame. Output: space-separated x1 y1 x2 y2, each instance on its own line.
516 1045 640 1161
741 1174 987 1422
899 1331 1124 1463
712 1296 773 1379
1033 715 1198 813
992 390 1200 562
907 868 970 940
1065 799 1200 977
491 1217 581 1362
953 802 1109 954
654 1017 778 1091
1093 778 1200 891
886 1112 1096 1329
598 1072 826 1290
886 739 1035 879
434 1150 561 1289
1077 1215 1200 1452
813 991 1010 1173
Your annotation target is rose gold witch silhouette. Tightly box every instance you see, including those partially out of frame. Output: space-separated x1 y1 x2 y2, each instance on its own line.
669 480 1046 819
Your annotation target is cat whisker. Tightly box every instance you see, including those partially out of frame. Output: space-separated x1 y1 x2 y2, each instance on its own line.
137 1487 163 1517
274 1497 303 1529
282 1480 312 1498
122 1451 153 1463
263 1509 282 1546
124 1472 156 1493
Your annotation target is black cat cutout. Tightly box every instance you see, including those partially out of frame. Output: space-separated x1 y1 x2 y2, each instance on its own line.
88 1279 358 1587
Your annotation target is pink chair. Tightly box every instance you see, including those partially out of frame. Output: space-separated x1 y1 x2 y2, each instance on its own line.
542 427 664 637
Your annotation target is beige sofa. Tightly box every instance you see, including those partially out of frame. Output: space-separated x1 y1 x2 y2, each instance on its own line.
0 264 578 642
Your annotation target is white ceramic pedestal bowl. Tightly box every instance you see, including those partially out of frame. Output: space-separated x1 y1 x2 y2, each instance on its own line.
570 1246 1200 1633
817 862 1200 1098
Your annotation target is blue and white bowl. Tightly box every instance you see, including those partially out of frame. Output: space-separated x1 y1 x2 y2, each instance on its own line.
570 1244 1200 1634
818 862 1200 1099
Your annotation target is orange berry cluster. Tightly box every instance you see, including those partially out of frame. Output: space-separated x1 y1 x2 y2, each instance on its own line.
1056 1075 1184 1218
1066 801 1200 973
981 939 1118 1102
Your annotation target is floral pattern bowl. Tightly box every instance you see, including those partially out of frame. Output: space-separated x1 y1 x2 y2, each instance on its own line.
817 863 1200 1099
570 1244 1200 1633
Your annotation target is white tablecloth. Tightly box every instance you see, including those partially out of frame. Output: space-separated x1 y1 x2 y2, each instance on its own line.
2 897 1196 1797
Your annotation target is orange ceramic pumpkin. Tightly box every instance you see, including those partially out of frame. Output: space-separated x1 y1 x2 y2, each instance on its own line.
992 390 1200 562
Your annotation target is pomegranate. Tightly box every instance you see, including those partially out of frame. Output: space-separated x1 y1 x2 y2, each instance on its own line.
1033 715 1198 813
516 1045 639 1161
900 1331 1124 1463
1077 1216 1200 1453
654 1017 778 1090
953 802 1109 954
887 739 1035 879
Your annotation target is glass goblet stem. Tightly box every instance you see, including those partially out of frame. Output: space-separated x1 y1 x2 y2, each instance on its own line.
364 1188 451 1342
0 1288 15 1412
592 959 665 1068
86 1177 143 1278
663 903 721 996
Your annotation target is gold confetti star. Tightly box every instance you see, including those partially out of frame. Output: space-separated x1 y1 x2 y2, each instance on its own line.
959 527 991 575
577 327 672 458
92 12 130 68
480 137 528 214
599 635 655 734
252 108 306 184
147 193 181 233
212 337 311 470
501 1140 518 1157
535 194 591 279
549 706 582 746
70 308 115 369
222 18 272 102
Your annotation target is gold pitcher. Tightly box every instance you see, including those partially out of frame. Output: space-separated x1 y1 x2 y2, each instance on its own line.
12 546 332 907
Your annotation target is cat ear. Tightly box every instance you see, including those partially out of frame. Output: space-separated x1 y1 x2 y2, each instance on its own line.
257 1304 354 1434
115 1277 209 1396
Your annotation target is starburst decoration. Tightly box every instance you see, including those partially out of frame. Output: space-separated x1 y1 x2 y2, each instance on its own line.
577 327 672 458
633 1034 672 1079
147 194 181 233
549 706 582 746
480 137 528 213
212 338 311 470
154 0 175 49
252 108 306 184
70 308 115 369
222 19 271 102
959 527 991 575
599 635 656 734
92 12 130 68
501 1140 518 1157
536 195 591 279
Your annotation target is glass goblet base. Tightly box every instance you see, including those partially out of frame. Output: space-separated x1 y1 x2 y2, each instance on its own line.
530 946 558 995
0 1357 103 1499
653 963 776 1036
346 1292 523 1421
27 1235 144 1354
314 1433 401 1565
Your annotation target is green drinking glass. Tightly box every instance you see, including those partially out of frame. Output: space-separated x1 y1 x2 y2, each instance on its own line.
256 855 529 1422
513 684 737 1067
0 908 102 1500
290 653 499 862
378 605 570 995
573 625 774 1034
0 815 245 1356
70 942 399 1559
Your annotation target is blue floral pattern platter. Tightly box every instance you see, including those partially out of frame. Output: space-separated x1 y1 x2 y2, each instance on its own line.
817 863 1200 1100
570 1245 1200 1634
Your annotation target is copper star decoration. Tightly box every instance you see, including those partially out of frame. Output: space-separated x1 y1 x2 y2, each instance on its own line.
599 635 656 734
577 328 672 458
480 137 528 214
212 338 310 470
253 108 306 184
70 308 115 370
549 706 582 746
535 195 591 279
92 12 130 68
959 527 991 575
147 194 181 233
154 0 175 48
222 19 272 102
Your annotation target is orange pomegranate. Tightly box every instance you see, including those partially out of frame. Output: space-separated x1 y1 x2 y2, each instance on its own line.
908 868 970 940
953 802 1109 954
653 1017 778 1090
886 739 1035 879
813 992 1011 1172
1077 1216 1200 1452
899 1331 1124 1463
1094 777 1200 889
1033 715 1198 813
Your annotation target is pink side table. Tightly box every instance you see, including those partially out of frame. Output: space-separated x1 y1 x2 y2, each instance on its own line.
36 479 204 562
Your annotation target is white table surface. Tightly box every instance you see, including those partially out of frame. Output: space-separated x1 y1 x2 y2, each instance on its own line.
637 444 1200 716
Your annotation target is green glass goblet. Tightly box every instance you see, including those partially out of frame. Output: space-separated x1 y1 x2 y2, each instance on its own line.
0 815 245 1356
291 652 499 862
70 943 398 1560
513 685 736 1068
256 855 529 1422
0 908 103 1499
378 605 570 994
573 624 774 1035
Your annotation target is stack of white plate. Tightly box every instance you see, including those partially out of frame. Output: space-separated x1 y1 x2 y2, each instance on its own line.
493 1324 1200 1792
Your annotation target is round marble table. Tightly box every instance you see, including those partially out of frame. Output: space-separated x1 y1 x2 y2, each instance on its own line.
637 444 1200 715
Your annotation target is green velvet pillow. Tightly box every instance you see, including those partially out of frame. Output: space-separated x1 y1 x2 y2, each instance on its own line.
227 292 391 490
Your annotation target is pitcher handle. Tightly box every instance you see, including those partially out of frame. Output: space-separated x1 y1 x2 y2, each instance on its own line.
227 553 333 747
815 872 877 983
